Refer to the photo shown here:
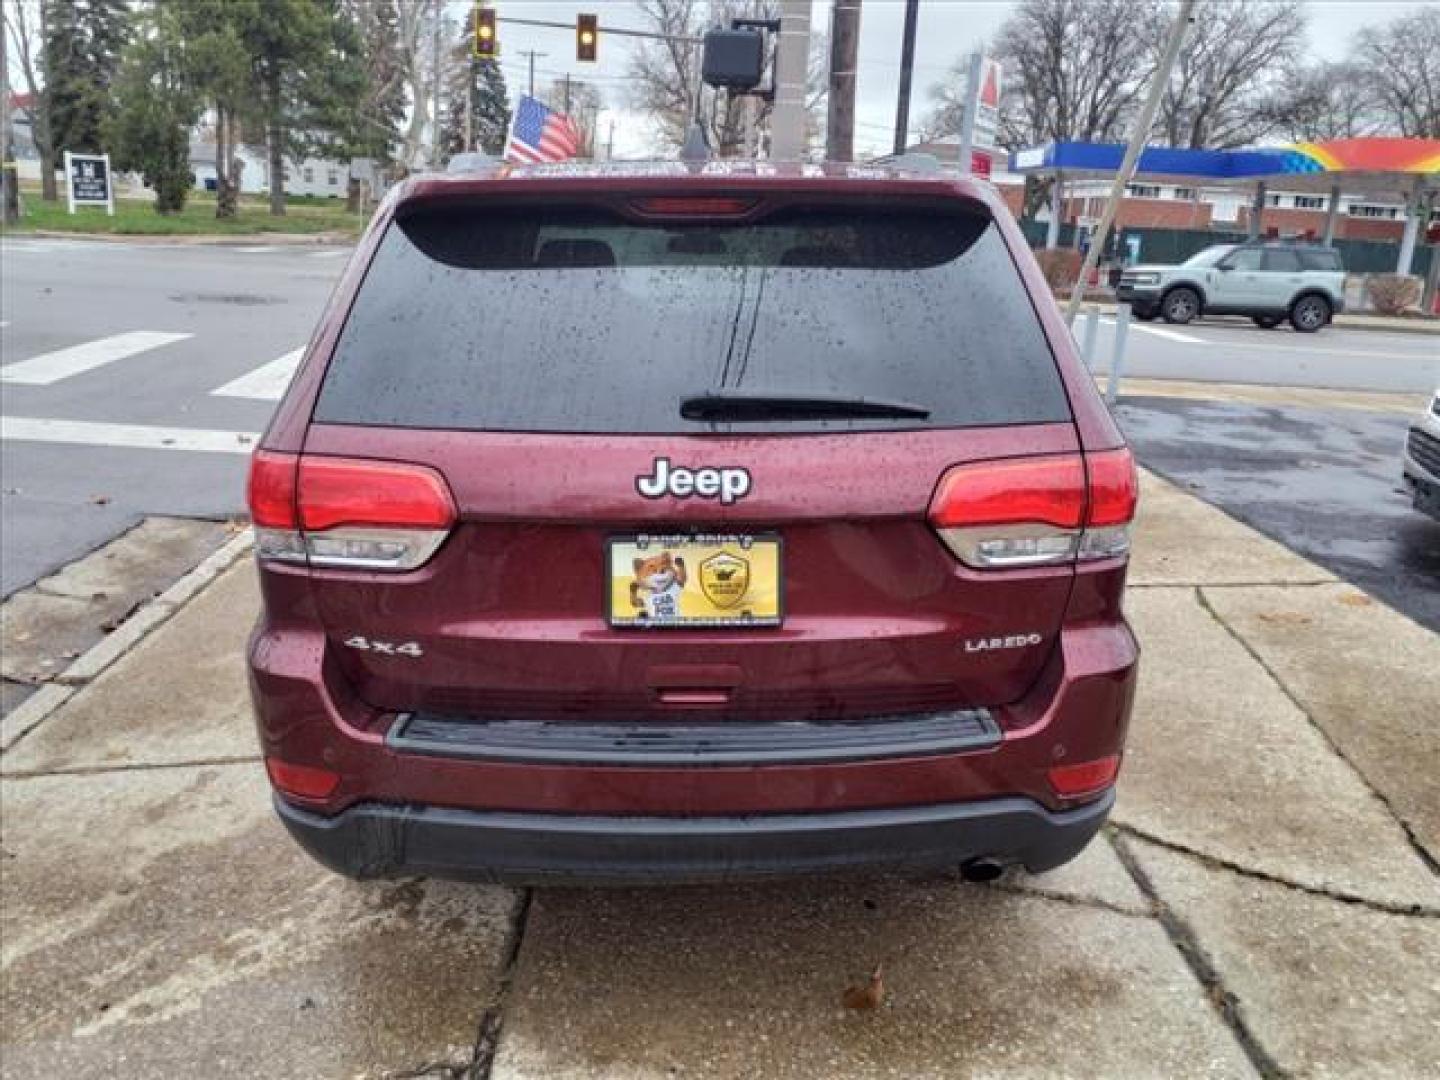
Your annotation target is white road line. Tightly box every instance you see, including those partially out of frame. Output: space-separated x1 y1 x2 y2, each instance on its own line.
0 331 193 386
235 246 282 254
308 250 348 259
1 417 258 454
209 347 304 400
1099 317 1203 344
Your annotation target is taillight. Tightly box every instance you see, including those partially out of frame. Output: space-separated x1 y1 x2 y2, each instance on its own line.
928 448 1137 569
246 451 456 572
630 196 757 216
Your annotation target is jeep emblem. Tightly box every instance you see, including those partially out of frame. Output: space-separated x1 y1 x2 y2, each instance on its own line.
636 457 751 505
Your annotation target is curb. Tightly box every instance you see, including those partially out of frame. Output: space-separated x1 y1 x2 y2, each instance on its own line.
10 229 356 247
0 529 255 753
1071 300 1440 337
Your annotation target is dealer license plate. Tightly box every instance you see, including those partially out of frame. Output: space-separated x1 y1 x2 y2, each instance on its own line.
606 533 782 629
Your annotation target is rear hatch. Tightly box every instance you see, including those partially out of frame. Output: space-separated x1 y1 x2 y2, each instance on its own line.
294 191 1082 721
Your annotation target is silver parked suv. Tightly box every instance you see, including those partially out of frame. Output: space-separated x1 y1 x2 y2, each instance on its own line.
1403 389 1440 522
1117 242 1345 332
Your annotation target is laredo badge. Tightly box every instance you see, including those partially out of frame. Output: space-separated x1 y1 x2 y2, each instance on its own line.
699 551 751 608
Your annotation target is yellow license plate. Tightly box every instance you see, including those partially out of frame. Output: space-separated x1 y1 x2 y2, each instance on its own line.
607 534 782 628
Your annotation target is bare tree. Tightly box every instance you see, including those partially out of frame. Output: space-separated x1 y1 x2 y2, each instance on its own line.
1353 7 1440 138
1272 61 1375 142
927 0 1155 151
396 0 448 169
3 0 57 200
1153 0 1306 149
627 0 824 158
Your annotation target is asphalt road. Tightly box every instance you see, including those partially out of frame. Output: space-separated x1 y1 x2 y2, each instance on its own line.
2 237 1437 597
1085 311 1439 394
1 237 343 595
1119 397 1440 633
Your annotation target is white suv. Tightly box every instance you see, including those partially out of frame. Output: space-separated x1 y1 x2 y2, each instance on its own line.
1403 389 1440 522
1117 242 1345 332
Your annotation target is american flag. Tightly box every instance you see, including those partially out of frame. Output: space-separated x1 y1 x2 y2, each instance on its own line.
504 95 582 164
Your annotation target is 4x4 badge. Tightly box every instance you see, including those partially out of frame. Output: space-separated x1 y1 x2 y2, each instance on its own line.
636 457 751 505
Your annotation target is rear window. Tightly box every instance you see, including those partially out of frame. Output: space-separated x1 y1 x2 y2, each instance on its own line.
1298 248 1342 271
314 204 1072 434
1263 249 1301 272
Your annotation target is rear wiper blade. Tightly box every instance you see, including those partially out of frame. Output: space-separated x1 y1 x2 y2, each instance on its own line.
680 390 931 422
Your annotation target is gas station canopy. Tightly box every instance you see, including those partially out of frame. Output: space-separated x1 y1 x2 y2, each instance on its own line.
1009 137 1440 196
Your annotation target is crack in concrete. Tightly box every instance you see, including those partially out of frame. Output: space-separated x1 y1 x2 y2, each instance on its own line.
1194 585 1440 881
1110 832 1288 1080
1130 580 1335 590
470 888 534 1080
1 755 260 780
384 1061 472 1080
1112 822 1440 919
986 872 1156 920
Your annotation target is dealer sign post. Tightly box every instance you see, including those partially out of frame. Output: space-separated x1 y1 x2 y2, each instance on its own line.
64 151 114 216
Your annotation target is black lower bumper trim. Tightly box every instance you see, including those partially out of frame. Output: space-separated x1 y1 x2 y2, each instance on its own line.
387 708 1001 767
275 790 1114 885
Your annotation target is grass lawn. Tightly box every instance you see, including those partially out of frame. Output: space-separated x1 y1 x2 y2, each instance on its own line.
5 190 365 237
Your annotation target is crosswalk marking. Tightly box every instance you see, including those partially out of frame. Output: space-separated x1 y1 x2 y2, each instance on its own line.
0 331 193 386
1 416 258 455
1099 317 1203 344
209 348 304 401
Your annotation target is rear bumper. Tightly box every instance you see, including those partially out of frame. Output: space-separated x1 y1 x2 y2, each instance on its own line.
274 787 1114 885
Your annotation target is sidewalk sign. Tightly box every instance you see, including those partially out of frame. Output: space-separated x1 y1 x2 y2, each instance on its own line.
64 151 115 216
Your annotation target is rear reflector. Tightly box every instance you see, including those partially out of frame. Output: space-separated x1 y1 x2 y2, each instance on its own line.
929 449 1137 569
1047 754 1121 798
247 452 456 572
265 757 341 800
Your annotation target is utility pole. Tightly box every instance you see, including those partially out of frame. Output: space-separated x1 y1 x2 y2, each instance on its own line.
826 0 861 162
892 0 919 155
517 50 547 97
0 12 17 225
563 73 572 113
606 119 615 161
464 55 475 151
1065 0 1195 325
771 0 812 160
431 0 443 166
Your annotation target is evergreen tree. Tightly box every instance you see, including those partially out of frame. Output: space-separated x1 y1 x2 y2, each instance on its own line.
107 2 198 213
440 8 510 159
44 0 129 156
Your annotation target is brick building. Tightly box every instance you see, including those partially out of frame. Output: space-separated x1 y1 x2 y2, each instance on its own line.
1057 180 1416 242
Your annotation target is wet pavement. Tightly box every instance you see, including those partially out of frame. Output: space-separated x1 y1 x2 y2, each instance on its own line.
1119 396 1440 633
3 473 1437 1078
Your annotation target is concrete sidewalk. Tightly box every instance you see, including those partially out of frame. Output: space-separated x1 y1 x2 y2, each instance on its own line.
2 473 1437 1079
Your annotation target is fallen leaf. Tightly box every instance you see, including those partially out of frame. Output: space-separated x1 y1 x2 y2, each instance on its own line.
1339 593 1372 607
842 964 884 1011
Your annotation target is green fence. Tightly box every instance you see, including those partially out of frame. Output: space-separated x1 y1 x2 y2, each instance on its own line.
1017 220 1434 277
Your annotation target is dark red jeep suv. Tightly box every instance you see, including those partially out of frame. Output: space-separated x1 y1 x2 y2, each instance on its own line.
247 161 1138 884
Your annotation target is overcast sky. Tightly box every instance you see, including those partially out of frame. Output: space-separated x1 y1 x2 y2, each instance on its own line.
451 1 1436 158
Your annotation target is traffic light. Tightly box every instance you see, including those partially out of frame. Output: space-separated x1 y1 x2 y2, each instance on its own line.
475 6 497 58
577 13 598 62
